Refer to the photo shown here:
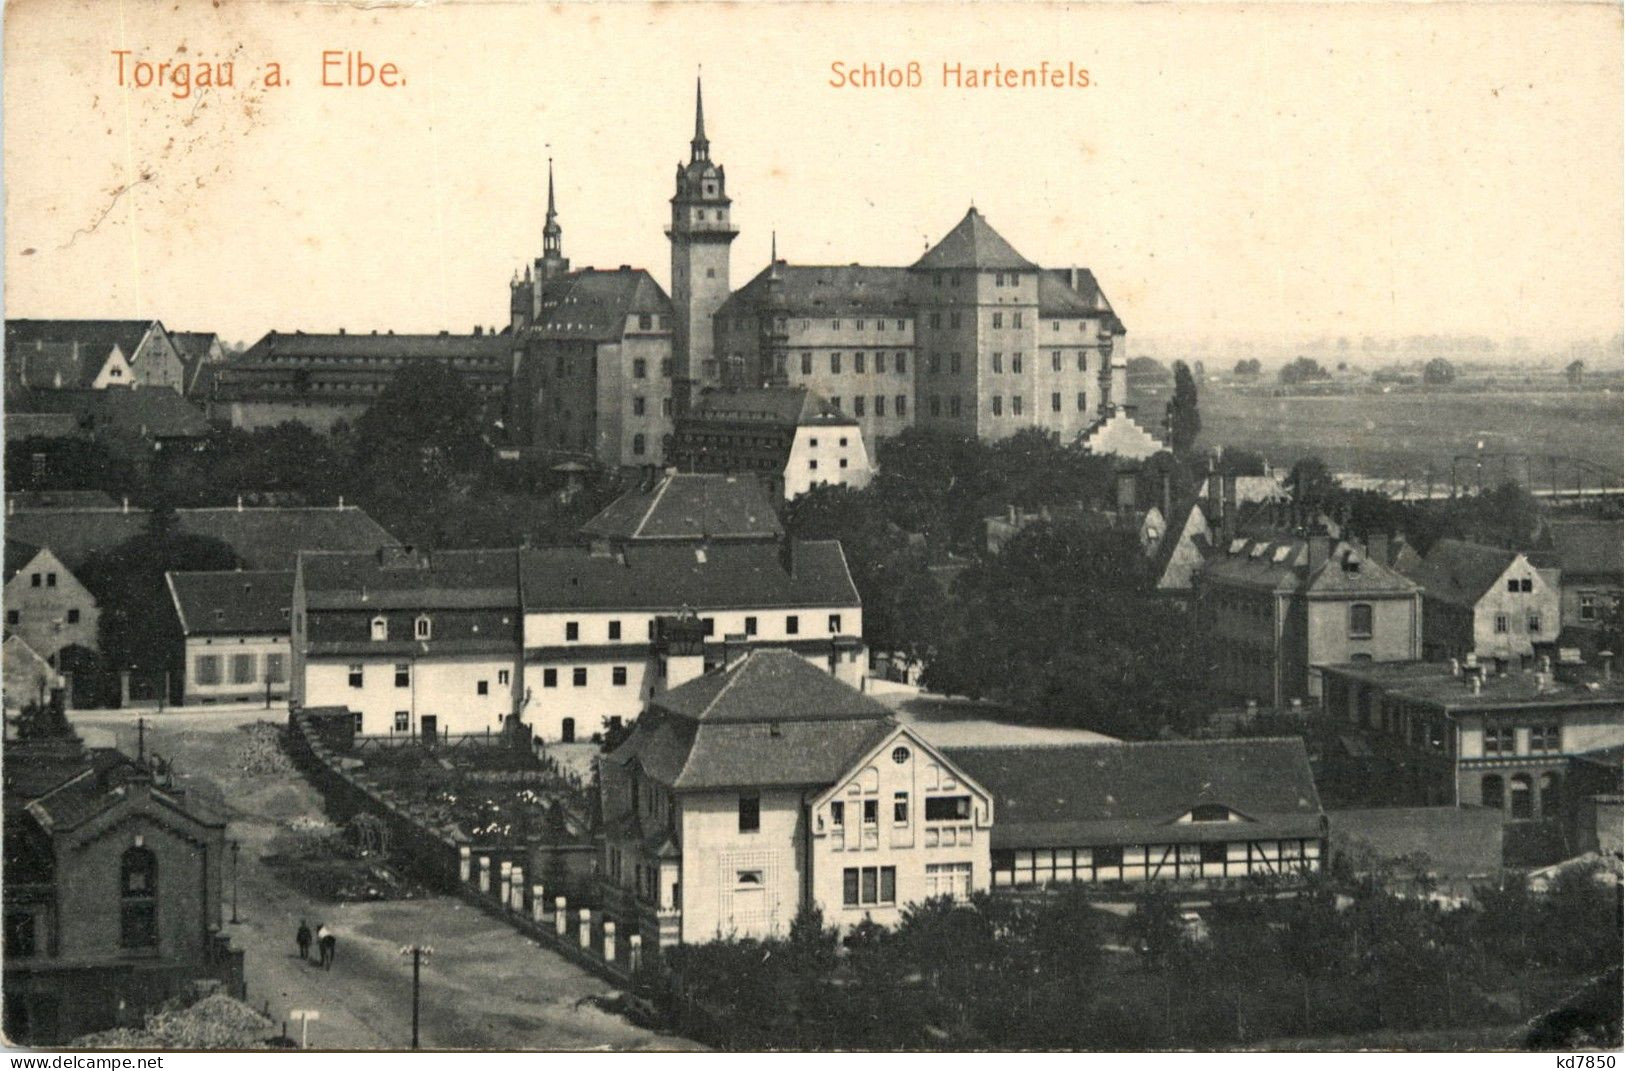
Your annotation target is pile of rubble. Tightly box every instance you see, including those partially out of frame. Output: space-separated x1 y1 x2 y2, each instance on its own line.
236 720 295 776
75 993 276 1049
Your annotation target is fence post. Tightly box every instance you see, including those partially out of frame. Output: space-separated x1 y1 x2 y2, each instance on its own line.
555 897 568 938
531 883 545 924
629 934 642 973
458 846 471 884
510 866 525 913
578 908 591 949
478 856 491 894
603 920 616 964
499 860 513 905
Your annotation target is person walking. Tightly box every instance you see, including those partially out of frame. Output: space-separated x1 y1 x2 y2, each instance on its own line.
296 919 312 962
317 924 336 970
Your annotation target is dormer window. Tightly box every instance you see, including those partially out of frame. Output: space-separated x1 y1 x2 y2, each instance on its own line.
414 615 432 641
371 616 388 641
1188 804 1232 823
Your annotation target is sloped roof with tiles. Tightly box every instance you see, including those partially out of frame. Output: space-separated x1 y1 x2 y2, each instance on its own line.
912 208 1039 272
580 472 782 543
608 650 896 791
167 570 293 636
688 386 855 428
299 548 518 610
944 738 1325 849
526 268 672 342
12 387 210 440
720 263 913 318
1540 520 1622 581
1396 539 1523 609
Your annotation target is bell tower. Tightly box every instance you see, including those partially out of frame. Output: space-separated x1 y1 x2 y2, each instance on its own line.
537 158 570 282
667 75 738 411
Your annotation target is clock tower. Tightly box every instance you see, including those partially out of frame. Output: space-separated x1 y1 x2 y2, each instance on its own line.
666 76 738 412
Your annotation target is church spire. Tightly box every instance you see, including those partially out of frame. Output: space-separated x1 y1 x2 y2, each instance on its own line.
543 158 563 254
691 74 709 161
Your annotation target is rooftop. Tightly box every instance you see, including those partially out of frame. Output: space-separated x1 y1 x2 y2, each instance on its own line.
167 570 294 636
579 472 783 543
526 267 673 342
912 208 1039 272
687 386 855 427
720 263 912 318
11 387 211 440
944 737 1325 850
299 547 520 610
1395 538 1528 608
1539 520 1623 580
1203 535 1420 597
1321 658 1624 711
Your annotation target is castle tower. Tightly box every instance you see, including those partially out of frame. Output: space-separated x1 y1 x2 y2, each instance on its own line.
537 159 570 282
666 75 738 411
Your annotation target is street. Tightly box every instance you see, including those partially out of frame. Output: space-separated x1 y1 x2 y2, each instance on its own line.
70 708 700 1051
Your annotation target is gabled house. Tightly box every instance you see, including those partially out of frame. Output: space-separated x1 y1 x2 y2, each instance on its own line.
668 386 873 501
598 649 994 946
1397 538 1562 666
5 319 186 394
1535 520 1623 635
166 571 293 705
3 540 98 665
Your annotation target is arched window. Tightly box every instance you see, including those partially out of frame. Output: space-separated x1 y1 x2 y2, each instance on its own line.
1481 774 1504 811
414 615 432 641
1540 772 1561 816
1509 774 1534 820
120 846 158 948
370 616 387 642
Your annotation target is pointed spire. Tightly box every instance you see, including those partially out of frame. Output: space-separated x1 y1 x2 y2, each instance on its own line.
546 157 558 220
543 157 562 255
691 72 709 161
769 231 781 281
771 230 777 262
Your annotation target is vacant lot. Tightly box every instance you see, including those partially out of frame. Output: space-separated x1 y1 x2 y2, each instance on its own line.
1189 388 1623 482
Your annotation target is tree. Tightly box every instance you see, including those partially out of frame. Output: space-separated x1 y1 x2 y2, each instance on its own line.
1232 358 1262 377
351 360 490 480
1165 361 1202 455
1285 456 1339 515
1278 356 1329 386
1566 359 1586 387
1423 357 1456 385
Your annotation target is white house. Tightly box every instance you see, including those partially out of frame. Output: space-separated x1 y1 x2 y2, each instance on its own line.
166 570 292 705
598 649 994 947
291 547 521 739
518 538 864 743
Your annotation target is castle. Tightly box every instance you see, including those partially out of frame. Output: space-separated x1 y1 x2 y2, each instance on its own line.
508 77 1131 469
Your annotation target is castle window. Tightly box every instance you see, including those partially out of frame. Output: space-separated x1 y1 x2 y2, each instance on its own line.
1052 320 1061 331
930 395 941 417
1012 354 1023 374
1052 351 1062 371
632 434 646 456
992 396 1002 416
831 353 842 374
896 352 907 373
633 396 646 416
831 320 841 330
1078 352 1087 371
855 352 866 374
992 353 1003 373
1052 392 1061 413
633 359 647 379
993 313 1003 329
853 397 865 417
1078 392 1087 411
950 395 962 417
897 395 907 416
801 353 812 375
874 395 885 417
855 320 865 331
1013 312 1023 328
950 353 961 374
1012 395 1023 415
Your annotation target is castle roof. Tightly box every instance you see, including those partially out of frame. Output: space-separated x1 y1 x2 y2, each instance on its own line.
912 207 1039 272
527 268 673 342
580 472 783 543
687 386 856 428
720 263 913 318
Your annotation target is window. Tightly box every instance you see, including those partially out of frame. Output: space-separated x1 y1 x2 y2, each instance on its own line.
786 615 799 635
1078 392 1087 411
702 617 715 636
744 616 758 636
992 396 1002 416
633 396 646 416
893 792 909 824
414 615 431 640
1189 804 1231 822
1581 593 1597 620
566 621 579 642
1494 613 1509 634
736 869 764 888
120 847 158 948
993 312 1003 329
498 669 510 686
875 395 885 417
562 717 575 743
1012 354 1023 374
1052 351 1062 371
572 667 587 687
45 573 56 588
633 358 647 379
632 433 646 456
993 353 1003 374
613 666 628 686
348 664 363 688
395 663 410 688
831 353 842 374
1349 603 1374 639
802 353 812 375
1526 612 1542 633
925 862 973 901
1052 392 1061 412
607 620 622 641
196 655 221 685
395 711 409 732
4 611 17 626
663 397 673 416
828 614 842 633
1484 725 1514 756
4 912 35 959
639 313 652 330
543 668 558 687
1013 312 1023 328
862 799 879 826
896 395 907 416
1200 842 1227 864
1012 395 1023 416
477 680 489 696
1510 774 1534 819
855 352 866 374
842 866 896 906
950 395 961 417
1078 352 1088 372
738 795 760 833
1530 723 1560 753
370 616 387 641
925 795 971 821
896 353 908 373
853 396 864 417
29 573 39 588
265 654 286 684
230 654 255 685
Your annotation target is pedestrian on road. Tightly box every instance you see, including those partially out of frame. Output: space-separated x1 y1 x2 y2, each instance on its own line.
296 919 312 961
317 924 336 970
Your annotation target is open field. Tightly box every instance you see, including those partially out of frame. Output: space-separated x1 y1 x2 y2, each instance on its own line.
1185 388 1623 483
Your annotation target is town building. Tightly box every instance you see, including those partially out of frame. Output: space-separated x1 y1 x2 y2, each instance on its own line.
2 695 242 1045
945 738 1326 888
1198 533 1423 708
8 386 211 458
666 386 873 500
168 331 228 399
4 319 187 394
165 571 293 706
579 470 783 547
1535 519 1623 635
3 501 398 573
598 649 993 947
209 328 510 433
518 537 865 742
1396 538 1562 667
4 539 99 665
291 547 521 740
1320 657 1625 821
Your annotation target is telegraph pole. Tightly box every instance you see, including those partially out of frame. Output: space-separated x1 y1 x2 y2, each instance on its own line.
230 840 241 923
399 944 433 1048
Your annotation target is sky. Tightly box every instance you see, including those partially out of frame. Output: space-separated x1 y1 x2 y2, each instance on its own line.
4 0 1621 355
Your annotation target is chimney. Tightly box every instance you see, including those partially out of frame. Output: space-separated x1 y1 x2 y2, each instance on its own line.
474 325 483 336
1448 657 1461 677
338 327 346 335
236 495 244 512
1471 674 1482 696
338 496 345 509
1307 534 1330 572
121 496 130 514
